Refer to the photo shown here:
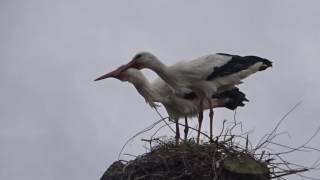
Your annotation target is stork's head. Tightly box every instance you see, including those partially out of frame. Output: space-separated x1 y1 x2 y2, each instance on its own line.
118 68 149 86
125 52 159 70
94 52 158 81
121 68 162 108
95 67 160 107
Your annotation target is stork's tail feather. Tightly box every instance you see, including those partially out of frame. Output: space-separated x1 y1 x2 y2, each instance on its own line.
213 88 249 110
244 55 273 71
207 53 272 80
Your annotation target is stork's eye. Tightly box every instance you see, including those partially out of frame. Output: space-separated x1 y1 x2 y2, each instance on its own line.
134 54 142 60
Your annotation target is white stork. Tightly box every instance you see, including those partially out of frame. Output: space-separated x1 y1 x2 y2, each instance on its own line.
95 68 249 143
95 52 272 143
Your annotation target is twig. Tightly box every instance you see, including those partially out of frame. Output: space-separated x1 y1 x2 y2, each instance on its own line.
118 117 168 160
154 107 176 134
255 101 302 150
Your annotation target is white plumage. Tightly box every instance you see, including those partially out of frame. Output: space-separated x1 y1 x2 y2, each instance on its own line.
124 52 272 96
104 68 248 142
95 52 272 143
117 52 272 142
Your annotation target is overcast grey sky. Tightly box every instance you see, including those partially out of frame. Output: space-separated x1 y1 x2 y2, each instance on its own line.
1 0 320 179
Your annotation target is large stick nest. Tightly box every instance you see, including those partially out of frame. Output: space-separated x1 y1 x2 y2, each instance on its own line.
102 138 270 180
101 103 319 180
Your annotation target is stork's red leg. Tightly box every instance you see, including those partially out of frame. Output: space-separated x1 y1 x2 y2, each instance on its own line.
197 99 204 144
208 98 214 143
184 115 188 142
175 119 180 144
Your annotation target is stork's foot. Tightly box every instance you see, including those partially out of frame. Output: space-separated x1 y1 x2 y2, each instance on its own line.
175 119 180 145
208 99 214 143
197 99 204 144
184 116 189 143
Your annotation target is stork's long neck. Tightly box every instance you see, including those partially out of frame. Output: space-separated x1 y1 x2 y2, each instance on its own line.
130 75 163 107
146 59 180 91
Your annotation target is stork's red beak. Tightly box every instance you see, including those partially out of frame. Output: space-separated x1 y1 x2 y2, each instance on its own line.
94 59 139 81
94 65 126 81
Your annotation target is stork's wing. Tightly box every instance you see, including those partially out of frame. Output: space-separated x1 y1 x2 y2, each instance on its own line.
206 53 272 80
168 54 232 82
168 53 272 82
